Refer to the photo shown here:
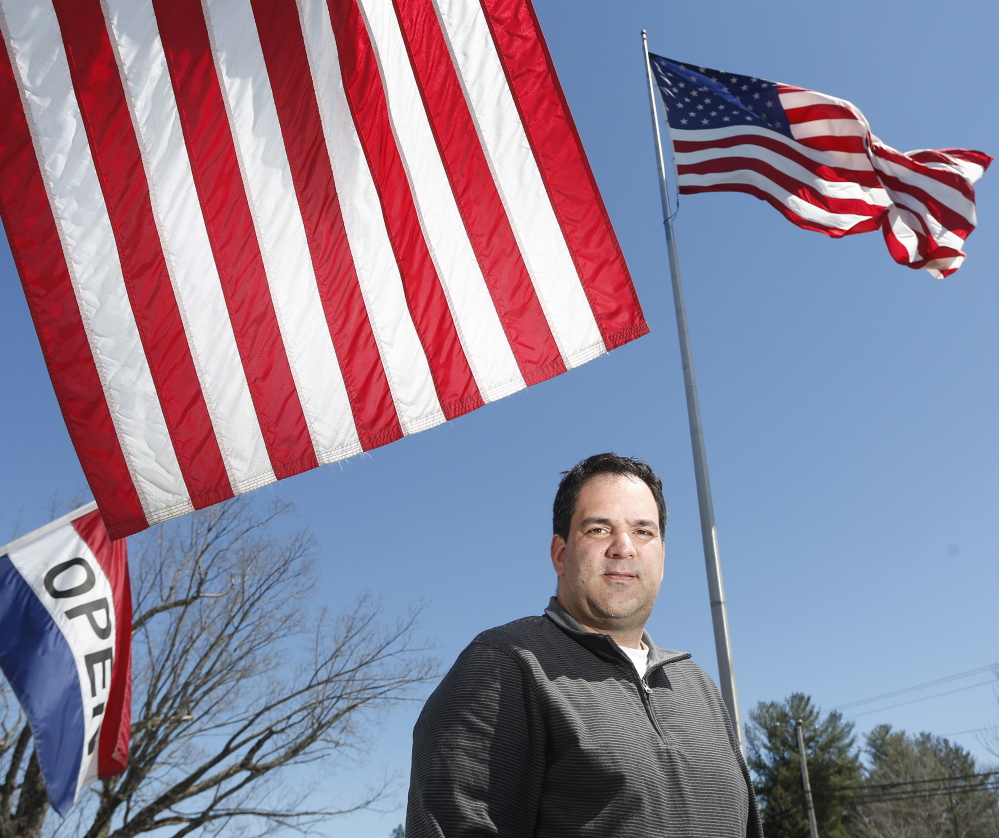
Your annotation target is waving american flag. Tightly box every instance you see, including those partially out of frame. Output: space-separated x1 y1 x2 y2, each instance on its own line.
649 53 991 279
0 0 647 538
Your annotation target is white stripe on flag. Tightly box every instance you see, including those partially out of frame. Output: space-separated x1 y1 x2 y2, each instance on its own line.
870 150 978 222
433 0 604 367
883 206 922 262
942 155 987 183
1 0 188 519
678 169 879 231
296 0 445 436
204 0 361 461
105 0 275 493
779 89 866 119
887 195 965 253
677 142 890 206
675 125 875 173
359 0 525 404
788 118 869 141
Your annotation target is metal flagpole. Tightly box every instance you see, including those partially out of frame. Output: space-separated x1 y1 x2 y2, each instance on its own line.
641 31 744 749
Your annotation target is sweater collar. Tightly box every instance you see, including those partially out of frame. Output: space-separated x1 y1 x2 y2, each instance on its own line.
543 597 690 668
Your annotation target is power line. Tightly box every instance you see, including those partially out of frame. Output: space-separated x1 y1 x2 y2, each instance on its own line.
853 785 998 806
844 680 995 719
764 777 999 822
850 776 999 807
783 774 999 809
773 772 998 801
942 726 994 737
832 665 996 711
837 769 998 793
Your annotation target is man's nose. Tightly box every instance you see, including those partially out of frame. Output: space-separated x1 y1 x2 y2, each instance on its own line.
606 530 636 558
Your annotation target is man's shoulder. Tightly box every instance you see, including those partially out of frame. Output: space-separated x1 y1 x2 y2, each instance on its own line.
426 614 559 697
453 609 591 672
469 613 554 653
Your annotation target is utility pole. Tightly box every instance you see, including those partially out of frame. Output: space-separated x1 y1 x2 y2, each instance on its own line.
796 719 820 838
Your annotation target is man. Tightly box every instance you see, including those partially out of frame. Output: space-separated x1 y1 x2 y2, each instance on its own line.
407 453 762 837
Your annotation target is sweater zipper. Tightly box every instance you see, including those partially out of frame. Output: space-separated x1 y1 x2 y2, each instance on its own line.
638 675 666 740
636 655 687 741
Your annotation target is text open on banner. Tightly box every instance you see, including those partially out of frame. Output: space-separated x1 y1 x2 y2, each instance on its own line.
0 502 131 814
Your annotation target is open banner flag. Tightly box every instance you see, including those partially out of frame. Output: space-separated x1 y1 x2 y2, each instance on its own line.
649 54 991 278
0 0 647 539
0 503 131 815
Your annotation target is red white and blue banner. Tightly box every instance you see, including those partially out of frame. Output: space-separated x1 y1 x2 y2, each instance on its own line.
0 0 647 539
0 502 131 815
649 54 991 278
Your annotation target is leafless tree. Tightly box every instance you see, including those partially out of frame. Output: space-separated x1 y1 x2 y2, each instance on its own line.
0 499 438 838
849 725 998 838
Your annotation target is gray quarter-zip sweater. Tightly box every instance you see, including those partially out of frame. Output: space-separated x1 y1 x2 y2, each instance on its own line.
407 598 763 837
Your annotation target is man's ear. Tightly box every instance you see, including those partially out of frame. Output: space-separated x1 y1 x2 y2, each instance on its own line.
550 534 566 575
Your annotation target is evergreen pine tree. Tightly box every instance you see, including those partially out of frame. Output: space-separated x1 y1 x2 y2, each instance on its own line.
746 693 862 838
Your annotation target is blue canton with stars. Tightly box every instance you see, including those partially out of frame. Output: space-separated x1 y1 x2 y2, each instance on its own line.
649 54 793 138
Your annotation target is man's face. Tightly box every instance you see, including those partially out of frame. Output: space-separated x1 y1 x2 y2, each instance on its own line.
550 473 664 639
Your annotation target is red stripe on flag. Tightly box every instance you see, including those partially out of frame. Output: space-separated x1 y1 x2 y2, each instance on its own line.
907 148 976 169
794 134 869 155
679 182 882 238
879 215 963 274
880 221 915 267
922 148 992 171
51 0 232 508
881 196 966 269
71 509 130 776
0 39 148 538
918 249 965 272
152 0 319 477
326 0 483 420
390 0 565 386
676 155 886 220
871 142 976 203
478 0 647 351
249 0 401 451
873 166 975 237
783 103 862 125
672 133 882 188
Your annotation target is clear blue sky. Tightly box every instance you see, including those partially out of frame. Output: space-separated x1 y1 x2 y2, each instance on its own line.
1 1 996 835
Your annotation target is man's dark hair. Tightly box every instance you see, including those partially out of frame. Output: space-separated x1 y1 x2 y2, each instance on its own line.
552 453 667 540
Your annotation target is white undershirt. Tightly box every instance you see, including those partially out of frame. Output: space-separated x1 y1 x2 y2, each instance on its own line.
618 642 649 676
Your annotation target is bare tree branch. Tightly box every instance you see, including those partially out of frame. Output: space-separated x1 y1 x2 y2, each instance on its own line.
0 498 438 838
850 725 998 838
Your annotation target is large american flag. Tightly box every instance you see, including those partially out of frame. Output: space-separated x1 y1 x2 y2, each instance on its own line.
0 0 647 539
648 54 991 279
